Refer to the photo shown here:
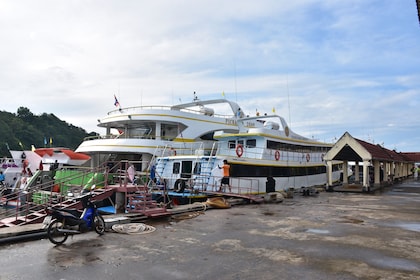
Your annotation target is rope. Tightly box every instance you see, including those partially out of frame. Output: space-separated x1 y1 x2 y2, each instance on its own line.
111 223 156 234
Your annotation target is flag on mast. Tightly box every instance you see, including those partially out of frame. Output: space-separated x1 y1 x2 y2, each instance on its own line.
114 94 120 107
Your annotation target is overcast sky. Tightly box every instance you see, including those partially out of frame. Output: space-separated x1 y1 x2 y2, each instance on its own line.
0 0 419 152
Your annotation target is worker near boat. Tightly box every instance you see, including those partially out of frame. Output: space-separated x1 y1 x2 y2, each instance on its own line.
218 160 231 192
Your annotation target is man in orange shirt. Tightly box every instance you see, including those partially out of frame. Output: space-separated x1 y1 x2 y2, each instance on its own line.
218 160 231 192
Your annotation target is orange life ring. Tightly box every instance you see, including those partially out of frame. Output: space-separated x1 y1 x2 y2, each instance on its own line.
306 153 310 162
236 144 243 157
274 150 280 161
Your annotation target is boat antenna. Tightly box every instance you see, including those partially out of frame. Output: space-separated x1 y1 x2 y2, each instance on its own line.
417 0 420 25
287 75 292 128
234 58 238 102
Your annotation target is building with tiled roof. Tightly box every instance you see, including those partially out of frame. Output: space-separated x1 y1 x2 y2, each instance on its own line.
323 132 415 192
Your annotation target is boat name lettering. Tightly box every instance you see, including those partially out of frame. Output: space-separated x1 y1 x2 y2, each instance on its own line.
244 122 255 127
226 119 237 125
225 120 256 127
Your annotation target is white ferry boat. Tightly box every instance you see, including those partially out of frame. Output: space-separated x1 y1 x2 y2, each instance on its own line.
154 115 342 195
76 96 264 170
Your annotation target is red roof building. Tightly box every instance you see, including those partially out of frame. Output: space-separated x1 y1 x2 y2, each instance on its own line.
324 132 416 191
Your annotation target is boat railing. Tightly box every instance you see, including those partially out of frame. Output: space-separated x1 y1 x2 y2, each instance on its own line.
217 145 266 160
106 105 235 119
153 142 219 157
103 160 153 187
156 141 323 164
188 175 261 194
0 166 109 226
81 134 168 141
217 145 325 164
107 105 172 115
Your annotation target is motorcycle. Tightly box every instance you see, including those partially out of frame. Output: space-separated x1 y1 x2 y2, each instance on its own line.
44 191 106 245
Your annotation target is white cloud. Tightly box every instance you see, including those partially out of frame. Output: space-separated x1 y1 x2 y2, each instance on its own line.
0 0 419 151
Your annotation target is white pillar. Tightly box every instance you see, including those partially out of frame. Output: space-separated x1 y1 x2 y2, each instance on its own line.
363 160 370 191
342 161 349 184
155 121 161 140
391 162 395 182
395 162 400 180
326 160 333 190
404 163 409 177
355 163 360 183
374 160 380 186
383 162 389 183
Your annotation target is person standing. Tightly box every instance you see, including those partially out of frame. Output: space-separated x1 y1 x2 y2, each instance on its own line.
218 160 231 192
150 164 156 184
0 171 5 185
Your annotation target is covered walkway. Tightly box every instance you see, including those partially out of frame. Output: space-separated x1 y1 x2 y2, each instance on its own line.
324 132 415 192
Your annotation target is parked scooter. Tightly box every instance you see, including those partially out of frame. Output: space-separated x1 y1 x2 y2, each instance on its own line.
44 189 106 245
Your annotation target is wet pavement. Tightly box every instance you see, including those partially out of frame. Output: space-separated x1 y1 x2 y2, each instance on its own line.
1 180 420 279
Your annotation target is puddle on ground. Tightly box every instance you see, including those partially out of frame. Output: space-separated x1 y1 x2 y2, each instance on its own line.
380 221 420 233
370 257 420 271
394 223 420 232
306 228 330 234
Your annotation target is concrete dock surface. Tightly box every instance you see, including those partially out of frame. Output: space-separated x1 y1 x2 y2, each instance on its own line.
0 179 419 279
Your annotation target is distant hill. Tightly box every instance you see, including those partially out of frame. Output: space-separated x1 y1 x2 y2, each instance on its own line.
0 107 96 157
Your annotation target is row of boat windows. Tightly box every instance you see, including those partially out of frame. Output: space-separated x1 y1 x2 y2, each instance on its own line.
117 124 180 139
171 161 341 178
230 164 333 178
227 140 330 153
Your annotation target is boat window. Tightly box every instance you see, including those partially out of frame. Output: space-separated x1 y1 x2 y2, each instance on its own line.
267 140 281 150
267 140 331 153
181 161 193 178
161 124 178 140
173 162 180 174
200 132 215 141
230 163 330 178
228 140 236 149
129 128 152 138
246 139 256 148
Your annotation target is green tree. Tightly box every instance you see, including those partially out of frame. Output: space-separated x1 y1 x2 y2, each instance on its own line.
0 108 93 157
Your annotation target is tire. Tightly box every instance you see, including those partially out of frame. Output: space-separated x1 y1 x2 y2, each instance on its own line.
174 179 186 193
94 214 105 235
174 179 181 191
47 219 68 245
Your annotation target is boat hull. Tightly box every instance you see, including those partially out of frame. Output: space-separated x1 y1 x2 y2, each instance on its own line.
155 155 342 195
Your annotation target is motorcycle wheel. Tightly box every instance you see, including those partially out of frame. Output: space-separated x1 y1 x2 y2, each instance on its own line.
47 219 69 245
94 214 105 235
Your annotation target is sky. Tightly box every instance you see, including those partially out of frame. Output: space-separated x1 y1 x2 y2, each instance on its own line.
0 0 419 152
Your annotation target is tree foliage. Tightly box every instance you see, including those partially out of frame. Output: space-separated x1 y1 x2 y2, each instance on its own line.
0 107 96 157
